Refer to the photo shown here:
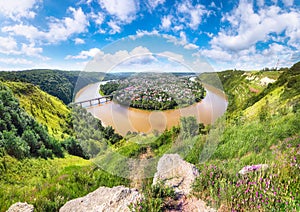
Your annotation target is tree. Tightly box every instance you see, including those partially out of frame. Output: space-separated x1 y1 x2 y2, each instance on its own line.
62 137 89 159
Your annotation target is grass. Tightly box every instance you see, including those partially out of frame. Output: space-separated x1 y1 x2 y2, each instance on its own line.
193 136 300 211
0 155 129 212
4 81 70 140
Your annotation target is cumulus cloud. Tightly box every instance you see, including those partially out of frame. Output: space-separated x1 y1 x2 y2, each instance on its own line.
129 30 159 40
74 38 85 44
0 0 39 21
158 51 185 63
89 11 105 25
65 48 102 59
2 7 88 44
282 0 294 6
0 36 18 54
211 1 300 51
0 57 32 65
148 0 165 9
98 0 138 23
163 32 199 49
107 20 121 34
176 0 209 30
161 15 172 30
21 43 48 60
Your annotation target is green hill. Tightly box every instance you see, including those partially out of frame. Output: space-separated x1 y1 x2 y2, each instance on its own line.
3 81 71 140
0 70 105 104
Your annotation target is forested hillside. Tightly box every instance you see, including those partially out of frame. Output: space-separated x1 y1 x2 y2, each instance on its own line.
4 81 71 140
0 82 63 159
0 70 104 104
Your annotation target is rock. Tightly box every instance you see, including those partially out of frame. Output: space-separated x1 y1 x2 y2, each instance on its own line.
153 154 199 195
7 202 34 212
59 186 141 212
238 164 269 175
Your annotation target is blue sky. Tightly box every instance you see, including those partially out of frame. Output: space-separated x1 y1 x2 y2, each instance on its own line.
0 0 299 71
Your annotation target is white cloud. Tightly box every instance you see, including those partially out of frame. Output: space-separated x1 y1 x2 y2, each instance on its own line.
0 57 32 65
184 43 198 50
107 20 121 34
98 0 138 23
256 0 264 7
282 0 294 6
65 48 102 59
161 15 172 30
163 32 199 49
89 11 105 25
199 42 295 71
84 46 186 72
211 1 300 51
129 30 159 40
0 0 39 21
2 24 43 42
2 7 88 44
0 35 48 59
46 7 88 43
158 51 185 63
74 38 85 44
148 0 165 9
0 36 18 54
20 43 48 60
176 0 208 30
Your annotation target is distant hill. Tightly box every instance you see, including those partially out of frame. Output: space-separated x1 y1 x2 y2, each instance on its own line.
0 70 105 104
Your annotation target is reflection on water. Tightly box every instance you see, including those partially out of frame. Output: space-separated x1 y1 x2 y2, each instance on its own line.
75 82 227 136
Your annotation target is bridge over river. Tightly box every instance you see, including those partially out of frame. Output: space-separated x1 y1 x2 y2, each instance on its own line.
72 95 113 107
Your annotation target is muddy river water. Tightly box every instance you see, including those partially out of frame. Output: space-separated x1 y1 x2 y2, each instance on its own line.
75 82 228 136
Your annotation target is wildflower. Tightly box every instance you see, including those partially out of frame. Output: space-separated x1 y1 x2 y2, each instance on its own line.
274 192 277 195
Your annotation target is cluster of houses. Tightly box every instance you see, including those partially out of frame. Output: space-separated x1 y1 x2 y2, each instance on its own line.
112 73 205 110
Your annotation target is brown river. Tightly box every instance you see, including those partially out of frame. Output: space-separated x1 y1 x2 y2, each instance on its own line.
75 82 228 136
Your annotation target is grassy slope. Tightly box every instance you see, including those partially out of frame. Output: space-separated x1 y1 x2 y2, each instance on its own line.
0 155 129 211
4 81 70 140
207 66 300 170
192 65 300 210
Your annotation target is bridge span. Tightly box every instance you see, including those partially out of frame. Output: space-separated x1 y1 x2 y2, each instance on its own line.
72 95 113 107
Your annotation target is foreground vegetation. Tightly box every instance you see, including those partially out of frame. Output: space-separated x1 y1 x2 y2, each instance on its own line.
0 155 129 211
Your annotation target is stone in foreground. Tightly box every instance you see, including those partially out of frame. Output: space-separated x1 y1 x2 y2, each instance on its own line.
59 186 141 212
153 154 200 195
7 202 34 212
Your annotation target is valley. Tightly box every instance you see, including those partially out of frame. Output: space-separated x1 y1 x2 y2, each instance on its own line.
0 62 299 211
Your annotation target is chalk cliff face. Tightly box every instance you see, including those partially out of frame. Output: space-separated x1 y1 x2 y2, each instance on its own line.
59 186 141 212
153 154 200 195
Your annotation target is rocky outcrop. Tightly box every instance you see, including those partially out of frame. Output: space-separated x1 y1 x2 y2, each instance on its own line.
153 154 199 195
59 186 141 212
238 164 269 175
7 202 34 212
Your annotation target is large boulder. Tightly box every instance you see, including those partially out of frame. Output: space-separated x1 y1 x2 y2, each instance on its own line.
153 154 199 195
7 202 34 212
59 186 141 212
